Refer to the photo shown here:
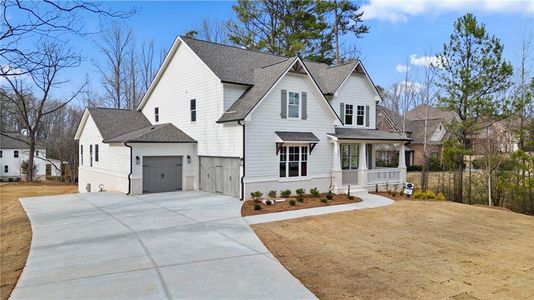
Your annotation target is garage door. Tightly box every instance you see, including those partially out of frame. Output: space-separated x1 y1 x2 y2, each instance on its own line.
200 157 240 197
143 156 182 193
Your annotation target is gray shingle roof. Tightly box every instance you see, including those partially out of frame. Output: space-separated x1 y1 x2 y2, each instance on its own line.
0 133 45 149
275 131 319 142
406 104 459 122
377 105 413 132
408 119 448 145
87 108 152 141
329 128 411 141
104 123 196 143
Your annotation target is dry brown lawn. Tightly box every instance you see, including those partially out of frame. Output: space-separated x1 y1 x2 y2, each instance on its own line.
253 200 534 300
0 182 77 300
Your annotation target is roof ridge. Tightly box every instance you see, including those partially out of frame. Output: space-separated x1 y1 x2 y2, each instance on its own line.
87 107 135 111
326 60 359 69
259 57 295 69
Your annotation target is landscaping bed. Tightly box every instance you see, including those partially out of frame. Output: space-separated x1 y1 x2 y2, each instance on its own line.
242 192 361 217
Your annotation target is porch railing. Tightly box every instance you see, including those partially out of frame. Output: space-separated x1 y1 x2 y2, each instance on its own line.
367 168 401 185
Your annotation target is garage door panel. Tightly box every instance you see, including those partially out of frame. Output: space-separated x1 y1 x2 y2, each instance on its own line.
143 156 182 193
200 157 240 198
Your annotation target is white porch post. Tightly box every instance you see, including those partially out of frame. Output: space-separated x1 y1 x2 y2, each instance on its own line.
371 144 376 169
398 142 407 183
332 140 342 192
359 143 367 186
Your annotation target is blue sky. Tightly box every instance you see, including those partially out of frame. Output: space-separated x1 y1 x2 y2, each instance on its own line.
10 1 534 101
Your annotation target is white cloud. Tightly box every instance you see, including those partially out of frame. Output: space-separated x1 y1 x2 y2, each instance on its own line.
409 54 444 68
395 64 410 73
361 0 534 23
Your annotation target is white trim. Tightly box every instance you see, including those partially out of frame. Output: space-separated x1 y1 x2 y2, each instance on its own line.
244 174 331 183
74 109 90 140
287 90 301 119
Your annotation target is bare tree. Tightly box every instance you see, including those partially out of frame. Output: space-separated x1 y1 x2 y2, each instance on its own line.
0 41 85 181
139 40 157 94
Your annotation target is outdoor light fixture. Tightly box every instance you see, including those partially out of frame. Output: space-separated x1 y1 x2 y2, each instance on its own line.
187 155 192 164
136 156 140 165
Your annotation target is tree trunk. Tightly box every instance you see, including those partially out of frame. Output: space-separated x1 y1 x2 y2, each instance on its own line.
454 153 464 203
27 134 36 182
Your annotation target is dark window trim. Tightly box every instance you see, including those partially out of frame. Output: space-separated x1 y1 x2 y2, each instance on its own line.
4 165 8 173
14 150 19 158
190 99 197 122
154 107 159 122
95 144 99 162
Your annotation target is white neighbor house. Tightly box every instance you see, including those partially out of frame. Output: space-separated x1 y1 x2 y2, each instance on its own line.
0 134 62 181
75 36 410 199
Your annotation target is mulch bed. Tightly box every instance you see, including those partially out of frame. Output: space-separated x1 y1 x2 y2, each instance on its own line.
241 193 361 217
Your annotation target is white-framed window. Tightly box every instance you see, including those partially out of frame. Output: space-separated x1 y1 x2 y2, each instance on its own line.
190 99 196 122
154 107 159 122
279 145 308 178
288 92 300 118
356 105 365 126
345 104 354 125
341 144 359 170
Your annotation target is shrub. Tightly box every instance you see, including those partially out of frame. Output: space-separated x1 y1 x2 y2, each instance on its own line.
297 194 304 202
310 187 320 197
268 190 277 198
435 192 446 201
250 191 263 200
326 191 333 200
320 198 328 203
407 165 423 172
280 189 291 198
265 199 273 205
412 190 423 199
295 188 305 196
423 190 436 200
254 203 262 210
289 199 296 206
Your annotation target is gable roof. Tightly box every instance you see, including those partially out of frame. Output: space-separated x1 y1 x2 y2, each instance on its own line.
409 119 449 144
406 104 459 122
87 108 152 141
104 123 196 143
0 133 45 149
377 105 413 132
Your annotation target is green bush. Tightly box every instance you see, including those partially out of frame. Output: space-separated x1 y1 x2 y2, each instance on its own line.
326 191 334 200
265 199 273 205
268 190 277 198
320 198 328 203
254 203 262 210
289 199 296 206
297 194 304 202
280 189 291 198
435 192 446 201
295 188 305 196
250 191 263 200
310 187 320 197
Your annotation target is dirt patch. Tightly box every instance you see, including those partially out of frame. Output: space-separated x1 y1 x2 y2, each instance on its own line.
0 182 77 300
253 200 534 299
242 194 360 217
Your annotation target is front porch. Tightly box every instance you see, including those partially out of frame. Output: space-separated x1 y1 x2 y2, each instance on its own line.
328 128 410 193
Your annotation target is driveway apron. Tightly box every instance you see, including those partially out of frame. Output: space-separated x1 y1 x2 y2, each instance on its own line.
12 191 316 300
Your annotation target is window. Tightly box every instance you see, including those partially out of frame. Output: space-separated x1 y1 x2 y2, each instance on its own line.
35 150 39 156
190 99 196 122
288 92 300 118
356 105 365 126
0 150 2 158
14 150 19 158
95 144 99 162
279 146 308 178
4 166 7 173
341 144 359 170
345 104 354 125
154 107 159 122
80 145 83 165
89 145 93 167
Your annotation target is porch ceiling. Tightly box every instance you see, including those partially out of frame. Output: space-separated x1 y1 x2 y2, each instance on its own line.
328 128 411 142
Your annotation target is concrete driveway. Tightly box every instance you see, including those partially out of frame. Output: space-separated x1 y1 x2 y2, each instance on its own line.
12 191 315 299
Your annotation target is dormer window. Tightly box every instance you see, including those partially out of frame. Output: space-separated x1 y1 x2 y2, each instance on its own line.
345 104 354 125
356 105 365 126
288 92 300 118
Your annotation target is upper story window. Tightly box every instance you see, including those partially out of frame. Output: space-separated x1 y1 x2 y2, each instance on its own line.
0 150 2 158
95 144 99 162
345 104 354 125
279 146 308 178
154 107 159 122
14 150 19 158
356 105 365 126
80 145 83 165
4 165 7 173
190 99 196 122
288 92 300 118
89 145 93 167
341 144 359 170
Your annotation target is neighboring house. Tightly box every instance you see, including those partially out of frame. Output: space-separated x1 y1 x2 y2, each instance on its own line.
376 105 414 167
75 36 410 199
0 134 63 181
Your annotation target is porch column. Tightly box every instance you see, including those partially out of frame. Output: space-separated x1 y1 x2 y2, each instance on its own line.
398 142 407 183
371 144 376 168
332 140 342 192
359 143 367 186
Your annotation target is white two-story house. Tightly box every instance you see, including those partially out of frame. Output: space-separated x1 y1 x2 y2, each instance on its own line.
75 36 410 199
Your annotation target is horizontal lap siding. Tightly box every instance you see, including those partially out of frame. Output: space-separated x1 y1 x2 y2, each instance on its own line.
331 74 377 129
141 43 242 158
245 73 335 181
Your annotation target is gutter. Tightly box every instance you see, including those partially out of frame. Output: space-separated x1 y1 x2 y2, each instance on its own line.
238 120 245 201
125 142 133 195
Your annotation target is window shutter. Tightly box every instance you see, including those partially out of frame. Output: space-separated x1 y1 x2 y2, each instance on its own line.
340 103 345 123
301 92 307 120
281 89 287 119
365 105 370 127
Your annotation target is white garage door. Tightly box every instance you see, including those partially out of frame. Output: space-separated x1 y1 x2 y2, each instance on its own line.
200 157 240 198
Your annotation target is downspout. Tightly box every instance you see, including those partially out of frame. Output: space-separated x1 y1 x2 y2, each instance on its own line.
238 120 245 201
125 142 133 195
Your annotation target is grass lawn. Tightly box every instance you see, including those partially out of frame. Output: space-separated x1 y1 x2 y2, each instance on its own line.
253 200 534 299
0 182 77 300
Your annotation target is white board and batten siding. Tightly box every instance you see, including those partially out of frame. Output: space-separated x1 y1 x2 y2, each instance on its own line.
78 115 130 193
141 42 243 158
331 73 378 129
244 72 337 196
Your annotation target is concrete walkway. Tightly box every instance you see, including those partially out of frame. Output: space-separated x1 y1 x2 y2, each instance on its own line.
245 192 394 225
13 191 315 300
